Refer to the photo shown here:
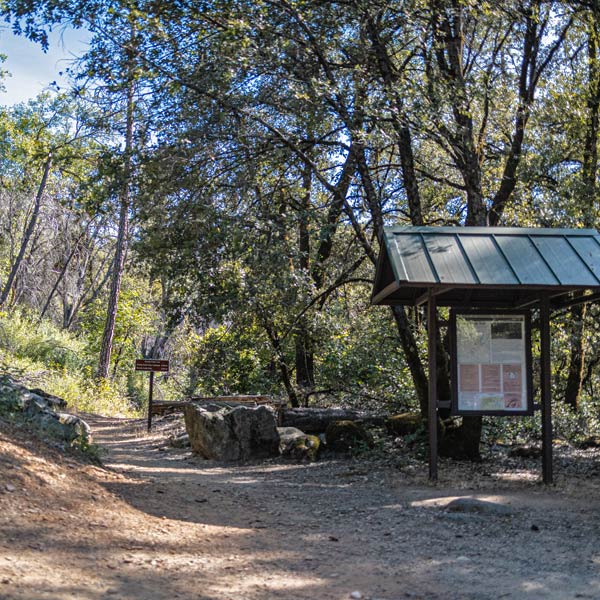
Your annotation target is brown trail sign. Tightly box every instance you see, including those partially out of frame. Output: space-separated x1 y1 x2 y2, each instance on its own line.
135 360 170 430
135 359 169 372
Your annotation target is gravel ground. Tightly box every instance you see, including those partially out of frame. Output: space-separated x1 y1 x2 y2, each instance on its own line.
1 413 599 600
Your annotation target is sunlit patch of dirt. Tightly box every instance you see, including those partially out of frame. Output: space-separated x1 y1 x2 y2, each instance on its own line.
1 415 600 600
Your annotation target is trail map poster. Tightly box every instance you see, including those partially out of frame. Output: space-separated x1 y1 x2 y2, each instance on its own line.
451 312 532 415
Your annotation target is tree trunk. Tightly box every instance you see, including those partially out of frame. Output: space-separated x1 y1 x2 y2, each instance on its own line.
351 141 431 418
295 321 315 407
39 223 90 322
64 251 113 330
391 305 429 417
364 14 423 227
295 163 315 406
564 10 600 409
0 153 52 308
564 304 587 411
97 83 135 379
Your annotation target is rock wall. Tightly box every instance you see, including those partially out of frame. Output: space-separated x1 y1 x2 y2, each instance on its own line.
0 374 90 447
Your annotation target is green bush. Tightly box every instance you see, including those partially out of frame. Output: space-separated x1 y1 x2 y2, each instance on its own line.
0 309 138 417
0 310 89 371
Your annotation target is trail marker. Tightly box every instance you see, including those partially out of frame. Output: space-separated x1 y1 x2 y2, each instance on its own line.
135 359 170 431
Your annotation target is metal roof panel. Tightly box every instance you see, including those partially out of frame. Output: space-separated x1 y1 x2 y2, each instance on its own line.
566 235 600 283
387 226 599 236
494 235 560 285
421 234 478 284
458 235 519 284
531 236 600 286
389 233 437 283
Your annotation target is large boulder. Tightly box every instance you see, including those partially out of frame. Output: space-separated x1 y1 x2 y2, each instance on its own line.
385 412 422 437
184 404 280 460
31 411 91 446
23 393 52 417
278 426 320 461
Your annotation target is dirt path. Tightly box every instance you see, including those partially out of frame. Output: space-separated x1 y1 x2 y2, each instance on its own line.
2 415 600 600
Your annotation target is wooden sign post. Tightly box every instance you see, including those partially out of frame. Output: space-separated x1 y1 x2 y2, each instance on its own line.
135 359 169 431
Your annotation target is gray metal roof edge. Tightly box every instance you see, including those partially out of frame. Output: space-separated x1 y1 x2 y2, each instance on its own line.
370 236 402 306
380 232 403 283
384 226 600 236
386 281 600 291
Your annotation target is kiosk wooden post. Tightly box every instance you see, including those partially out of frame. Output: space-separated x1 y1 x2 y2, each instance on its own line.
428 291 438 481
540 296 553 484
134 359 170 432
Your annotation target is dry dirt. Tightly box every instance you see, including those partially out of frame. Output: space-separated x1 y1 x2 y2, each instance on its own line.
1 413 600 600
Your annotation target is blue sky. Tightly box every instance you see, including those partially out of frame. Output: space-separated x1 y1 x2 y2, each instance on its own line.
1 25 90 105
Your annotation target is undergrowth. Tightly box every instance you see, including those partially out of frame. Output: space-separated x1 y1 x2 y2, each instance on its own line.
0 310 139 417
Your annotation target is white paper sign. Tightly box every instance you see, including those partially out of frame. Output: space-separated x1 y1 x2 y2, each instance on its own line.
455 314 528 413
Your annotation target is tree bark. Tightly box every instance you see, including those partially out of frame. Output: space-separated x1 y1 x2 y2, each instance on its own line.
96 82 135 379
363 14 423 226
0 153 52 308
64 252 113 330
564 8 600 409
565 304 587 411
391 305 429 417
488 5 572 225
295 162 315 405
353 140 430 418
295 321 315 407
38 222 90 322
263 318 299 408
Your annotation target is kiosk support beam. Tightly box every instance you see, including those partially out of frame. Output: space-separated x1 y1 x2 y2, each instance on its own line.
540 296 553 484
428 290 438 481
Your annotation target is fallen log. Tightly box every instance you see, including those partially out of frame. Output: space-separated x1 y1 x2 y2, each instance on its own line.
189 395 276 406
152 395 283 416
280 407 386 434
151 400 191 416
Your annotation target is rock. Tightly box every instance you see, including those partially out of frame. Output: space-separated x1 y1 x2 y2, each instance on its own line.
278 427 320 461
5 484 15 492
28 388 67 410
169 433 190 448
29 410 92 446
184 404 280 460
385 412 422 436
23 394 51 417
0 375 88 447
445 498 512 516
0 381 24 414
278 426 305 442
350 592 363 599
325 420 373 453
509 445 542 459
